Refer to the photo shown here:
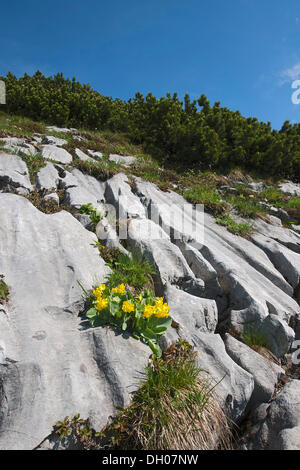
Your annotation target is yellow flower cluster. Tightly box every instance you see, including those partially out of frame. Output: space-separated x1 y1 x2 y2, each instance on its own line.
122 300 135 313
93 283 108 312
93 283 106 297
96 296 108 311
112 283 126 295
143 298 170 319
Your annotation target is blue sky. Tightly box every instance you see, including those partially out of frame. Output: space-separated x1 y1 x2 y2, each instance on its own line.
1 0 300 129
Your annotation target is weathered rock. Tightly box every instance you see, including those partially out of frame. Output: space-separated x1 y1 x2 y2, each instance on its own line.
105 173 146 221
42 136 67 147
74 213 94 231
46 126 76 134
0 193 151 450
224 334 284 410
109 154 137 166
88 150 103 159
35 162 60 191
164 283 218 333
0 152 33 191
0 137 36 156
249 379 300 449
279 181 300 197
44 192 59 205
74 148 93 162
133 179 300 356
41 145 73 164
127 218 195 294
64 168 106 209
251 232 300 289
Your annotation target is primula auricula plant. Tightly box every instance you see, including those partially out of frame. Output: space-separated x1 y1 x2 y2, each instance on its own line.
86 283 172 357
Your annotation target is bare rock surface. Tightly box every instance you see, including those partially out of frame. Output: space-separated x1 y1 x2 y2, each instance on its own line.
41 145 73 164
0 193 150 449
224 334 284 409
0 152 33 191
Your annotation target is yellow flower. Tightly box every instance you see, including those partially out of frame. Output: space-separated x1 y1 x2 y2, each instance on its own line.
112 283 126 295
93 284 106 297
143 304 156 318
155 299 170 318
96 296 108 311
122 300 135 313
136 293 143 303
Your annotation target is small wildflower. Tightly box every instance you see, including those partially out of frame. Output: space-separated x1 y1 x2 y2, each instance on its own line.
93 284 106 297
96 296 108 311
143 304 156 318
122 300 135 313
112 283 126 295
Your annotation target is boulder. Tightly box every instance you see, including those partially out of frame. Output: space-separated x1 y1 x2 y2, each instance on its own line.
42 136 67 147
224 334 284 410
109 154 137 166
0 152 33 191
0 193 150 449
35 162 60 191
279 181 300 197
251 379 300 449
164 283 218 334
41 145 73 164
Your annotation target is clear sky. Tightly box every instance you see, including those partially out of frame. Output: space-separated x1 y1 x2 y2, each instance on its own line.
1 0 300 129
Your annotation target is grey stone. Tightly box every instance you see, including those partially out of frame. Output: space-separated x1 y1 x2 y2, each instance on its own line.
252 379 300 449
88 150 103 159
105 173 146 220
35 162 60 191
42 136 67 146
0 193 151 450
74 213 94 231
74 148 93 162
164 283 218 334
133 179 299 356
63 168 106 209
109 154 137 166
0 152 33 191
279 181 300 197
41 145 73 164
224 334 284 409
44 192 59 205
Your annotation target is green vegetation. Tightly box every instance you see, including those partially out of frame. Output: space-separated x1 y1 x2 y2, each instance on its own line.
105 250 156 291
84 282 171 357
243 325 270 350
73 157 121 181
22 152 46 183
1 71 299 181
216 215 253 237
79 203 103 227
0 276 9 303
19 189 74 215
100 340 232 450
55 414 100 450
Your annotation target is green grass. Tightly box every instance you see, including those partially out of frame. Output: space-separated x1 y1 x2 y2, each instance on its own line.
105 249 156 291
73 157 122 181
100 340 233 450
0 111 45 136
216 215 253 238
183 186 230 216
243 325 270 350
0 277 9 303
21 151 47 183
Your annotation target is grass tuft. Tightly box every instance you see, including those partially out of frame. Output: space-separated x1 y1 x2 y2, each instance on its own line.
101 340 233 450
216 215 253 238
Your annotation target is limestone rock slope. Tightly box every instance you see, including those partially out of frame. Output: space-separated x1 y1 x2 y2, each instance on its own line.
0 144 299 449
